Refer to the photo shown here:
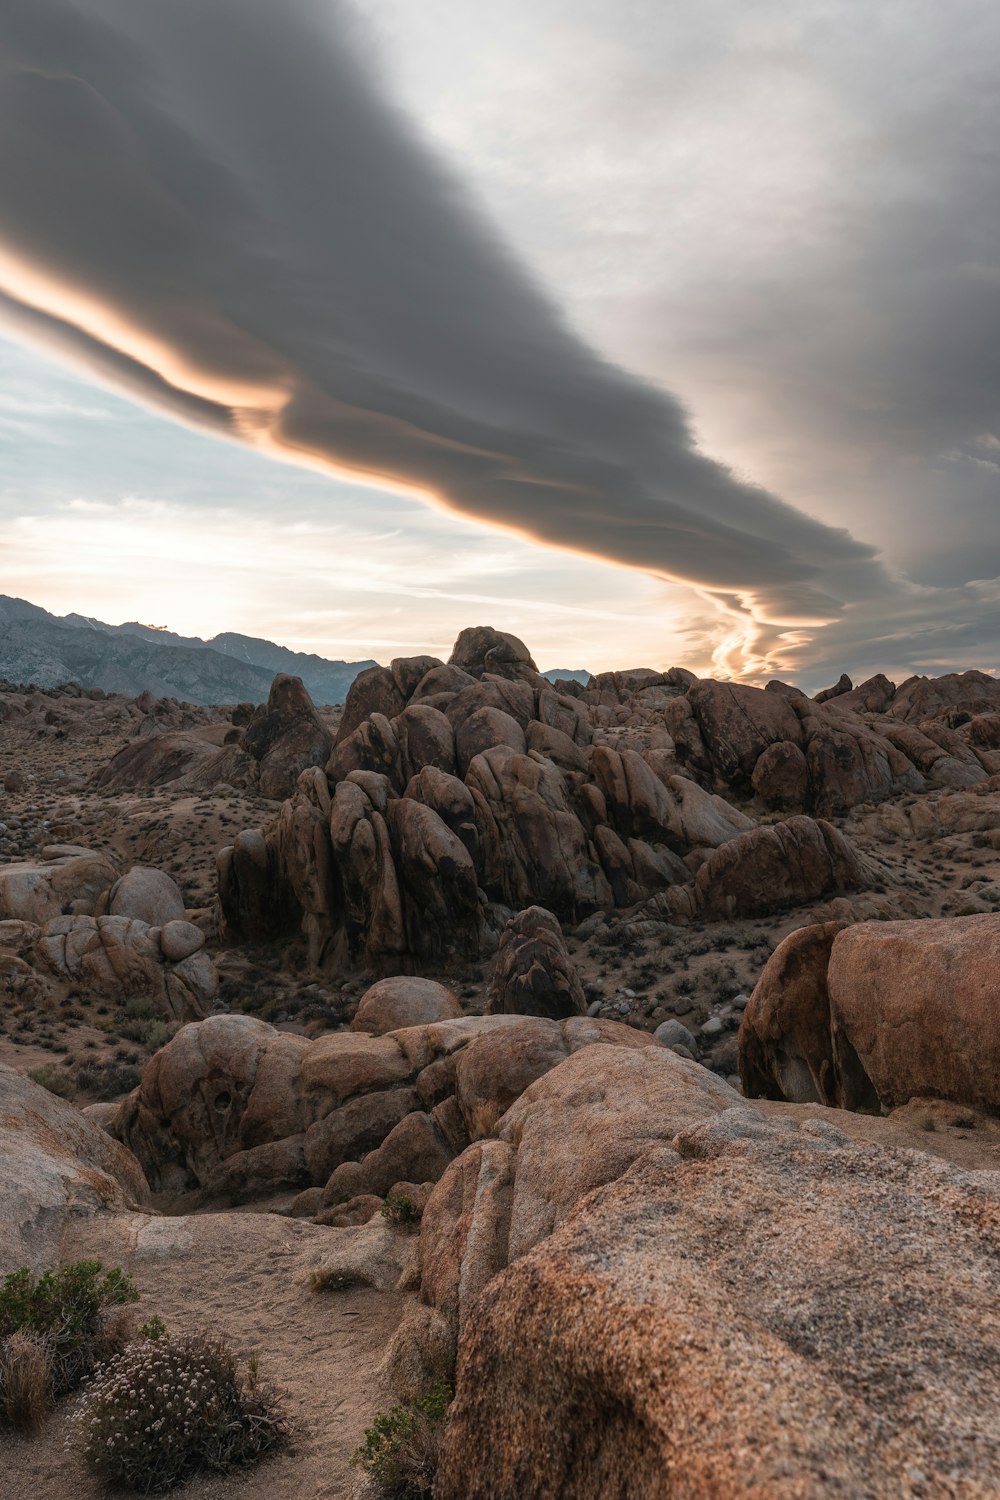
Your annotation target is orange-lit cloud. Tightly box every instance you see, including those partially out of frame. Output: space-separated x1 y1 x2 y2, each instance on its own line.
0 0 894 681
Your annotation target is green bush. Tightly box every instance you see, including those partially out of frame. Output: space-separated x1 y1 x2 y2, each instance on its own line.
353 1379 452 1498
0 1261 139 1424
74 1330 288 1492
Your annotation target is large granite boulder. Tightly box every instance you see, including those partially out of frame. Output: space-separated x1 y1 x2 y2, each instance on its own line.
0 846 118 924
351 977 463 1035
436 1108 1000 1499
740 913 1000 1113
0 1063 148 1273
104 865 185 927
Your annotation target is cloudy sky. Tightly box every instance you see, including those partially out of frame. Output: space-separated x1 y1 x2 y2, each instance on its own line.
1 0 998 688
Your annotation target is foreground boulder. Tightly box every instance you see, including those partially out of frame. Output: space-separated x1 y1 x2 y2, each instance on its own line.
484 906 586 1020
411 1046 739 1361
436 1109 1000 1499
0 1063 148 1272
740 912 1000 1113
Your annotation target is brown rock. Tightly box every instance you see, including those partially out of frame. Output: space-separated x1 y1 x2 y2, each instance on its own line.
351 977 463 1035
436 1109 1000 1500
241 673 333 799
335 665 406 746
449 625 538 680
741 912 1000 1115
688 680 802 790
738 921 845 1104
751 738 809 810
485 906 586 1020
680 816 871 921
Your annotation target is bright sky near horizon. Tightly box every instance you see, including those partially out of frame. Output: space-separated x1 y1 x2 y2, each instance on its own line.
1 0 999 689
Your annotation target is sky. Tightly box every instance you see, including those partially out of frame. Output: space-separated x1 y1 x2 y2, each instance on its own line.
0 0 998 688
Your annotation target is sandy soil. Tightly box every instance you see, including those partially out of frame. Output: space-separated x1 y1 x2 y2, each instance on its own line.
0 1210 410 1500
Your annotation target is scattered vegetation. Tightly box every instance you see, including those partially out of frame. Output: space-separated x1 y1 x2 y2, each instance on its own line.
381 1191 422 1228
0 1260 139 1427
74 1329 288 1492
26 1062 76 1099
352 1379 453 1499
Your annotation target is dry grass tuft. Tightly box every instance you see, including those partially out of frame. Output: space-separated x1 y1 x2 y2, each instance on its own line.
0 1331 54 1431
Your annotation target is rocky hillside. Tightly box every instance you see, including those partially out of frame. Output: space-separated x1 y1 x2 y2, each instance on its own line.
0 594 376 705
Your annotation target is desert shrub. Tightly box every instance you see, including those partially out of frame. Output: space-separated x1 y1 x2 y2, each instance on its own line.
76 1058 143 1099
467 1099 505 1141
353 1379 452 1498
0 1261 138 1421
27 1062 76 1099
74 1330 288 1492
381 1191 421 1228
0 1330 54 1430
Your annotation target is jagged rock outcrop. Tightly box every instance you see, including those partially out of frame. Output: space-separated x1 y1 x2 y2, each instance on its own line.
215 633 1000 972
740 912 1000 1113
0 1062 148 1272
435 1108 1000 1500
107 1012 660 1204
485 906 586 1020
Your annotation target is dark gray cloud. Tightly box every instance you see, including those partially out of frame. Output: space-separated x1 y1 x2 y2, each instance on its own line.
0 0 889 660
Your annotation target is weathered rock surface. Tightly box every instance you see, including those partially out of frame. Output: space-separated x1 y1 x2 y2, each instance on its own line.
240 673 333 799
351 977 463 1035
485 906 586 1020
104 864 186 926
663 816 873 921
36 913 217 1019
411 1046 739 1353
107 1013 659 1205
436 1108 1000 1500
0 1062 148 1272
740 912 1000 1113
0 845 118 923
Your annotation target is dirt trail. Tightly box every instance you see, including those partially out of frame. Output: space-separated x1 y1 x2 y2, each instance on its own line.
0 1209 409 1500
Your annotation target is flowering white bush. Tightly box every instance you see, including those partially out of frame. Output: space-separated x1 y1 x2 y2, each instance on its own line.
71 1330 288 1492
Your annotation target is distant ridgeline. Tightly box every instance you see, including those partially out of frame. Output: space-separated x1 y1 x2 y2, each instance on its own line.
0 594 376 706
0 595 592 705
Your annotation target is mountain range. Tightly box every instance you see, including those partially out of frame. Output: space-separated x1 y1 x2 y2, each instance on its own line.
0 595 592 704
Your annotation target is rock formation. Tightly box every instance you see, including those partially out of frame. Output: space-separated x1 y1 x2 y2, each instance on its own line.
106 1012 661 1204
435 1108 1000 1499
0 1062 148 1271
484 906 586 1019
740 912 1000 1113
